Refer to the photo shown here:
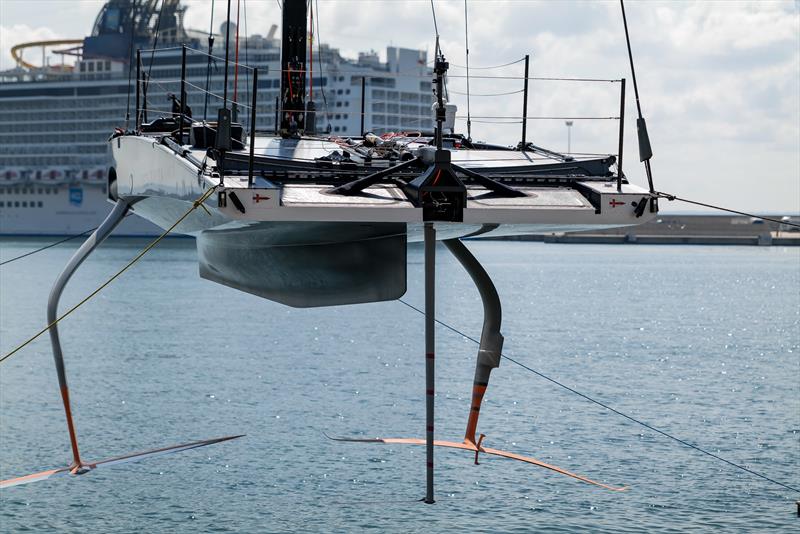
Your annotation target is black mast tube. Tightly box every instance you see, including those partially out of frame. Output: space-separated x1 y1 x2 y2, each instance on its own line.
617 78 625 191
360 76 366 136
521 54 529 148
142 69 148 123
274 97 279 134
135 49 141 129
248 68 258 188
203 39 215 121
223 0 231 109
179 44 187 143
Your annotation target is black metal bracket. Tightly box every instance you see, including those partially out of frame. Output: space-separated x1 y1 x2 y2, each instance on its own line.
326 157 420 196
633 196 648 217
452 164 526 198
403 149 467 222
228 191 246 214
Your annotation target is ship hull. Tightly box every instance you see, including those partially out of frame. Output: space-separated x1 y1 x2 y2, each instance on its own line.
0 182 160 236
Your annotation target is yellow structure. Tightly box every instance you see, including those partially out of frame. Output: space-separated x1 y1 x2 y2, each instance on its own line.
10 39 83 70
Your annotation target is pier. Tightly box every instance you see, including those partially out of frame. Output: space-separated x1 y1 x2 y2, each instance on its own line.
490 214 800 246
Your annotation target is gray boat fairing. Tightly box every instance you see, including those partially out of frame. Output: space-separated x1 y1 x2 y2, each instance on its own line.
197 221 406 307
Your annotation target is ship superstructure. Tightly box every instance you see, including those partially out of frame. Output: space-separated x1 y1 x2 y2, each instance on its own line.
0 0 432 235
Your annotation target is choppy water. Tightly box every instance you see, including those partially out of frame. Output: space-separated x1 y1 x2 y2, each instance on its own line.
0 238 798 533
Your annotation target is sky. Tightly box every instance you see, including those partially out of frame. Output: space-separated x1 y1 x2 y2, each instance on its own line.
0 0 798 214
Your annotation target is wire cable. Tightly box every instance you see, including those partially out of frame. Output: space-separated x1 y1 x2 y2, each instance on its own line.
656 193 800 229
143 0 167 114
396 298 799 494
243 0 251 135
449 88 524 97
203 0 216 122
315 0 330 129
443 57 526 70
124 0 137 128
620 0 655 194
0 228 97 267
463 0 472 140
430 0 440 49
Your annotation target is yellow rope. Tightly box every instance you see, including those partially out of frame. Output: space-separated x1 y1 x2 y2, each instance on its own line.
0 186 218 365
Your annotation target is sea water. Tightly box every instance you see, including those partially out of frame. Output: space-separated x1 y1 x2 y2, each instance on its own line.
1 238 798 533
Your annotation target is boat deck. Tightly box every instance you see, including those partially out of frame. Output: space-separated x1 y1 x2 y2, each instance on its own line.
112 133 658 235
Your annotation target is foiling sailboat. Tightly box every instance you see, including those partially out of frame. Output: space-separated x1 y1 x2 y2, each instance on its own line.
3 0 658 499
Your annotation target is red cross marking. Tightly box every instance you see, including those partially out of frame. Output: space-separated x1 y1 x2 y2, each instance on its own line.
609 198 626 207
253 194 271 203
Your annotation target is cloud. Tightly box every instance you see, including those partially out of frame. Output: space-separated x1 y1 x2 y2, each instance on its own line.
0 24 66 71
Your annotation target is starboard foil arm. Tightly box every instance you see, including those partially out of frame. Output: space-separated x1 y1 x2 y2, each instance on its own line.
442 238 503 446
325 236 626 493
0 435 243 489
324 434 627 492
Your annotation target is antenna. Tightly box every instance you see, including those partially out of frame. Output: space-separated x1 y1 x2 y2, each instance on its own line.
434 40 446 151
620 0 655 199
463 0 471 141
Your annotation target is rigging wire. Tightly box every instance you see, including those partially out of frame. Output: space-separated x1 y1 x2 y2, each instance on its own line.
463 0 472 140
171 47 255 71
233 0 241 105
449 88 524 97
396 299 799 494
138 48 611 82
203 0 216 122
309 0 314 102
243 0 251 135
428 0 448 105
124 0 137 128
222 0 232 109
445 57 526 70
143 0 167 116
655 194 800 229
0 228 97 267
315 0 331 130
620 0 655 194
430 0 440 52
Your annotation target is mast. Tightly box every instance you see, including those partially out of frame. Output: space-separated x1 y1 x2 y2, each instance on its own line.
279 0 308 137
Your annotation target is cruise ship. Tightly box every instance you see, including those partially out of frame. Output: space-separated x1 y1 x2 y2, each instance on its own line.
0 0 433 235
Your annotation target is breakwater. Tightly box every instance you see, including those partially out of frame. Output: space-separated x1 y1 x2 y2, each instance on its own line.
491 214 800 245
